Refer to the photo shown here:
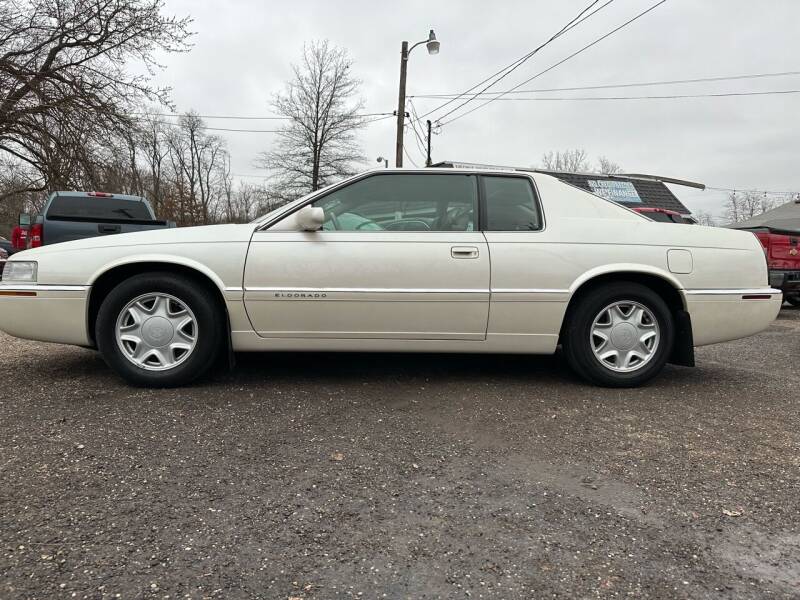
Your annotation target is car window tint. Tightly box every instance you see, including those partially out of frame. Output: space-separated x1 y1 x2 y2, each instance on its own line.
484 176 542 231
47 197 152 220
314 174 478 232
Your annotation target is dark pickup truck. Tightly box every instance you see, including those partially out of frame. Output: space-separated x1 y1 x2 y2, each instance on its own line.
26 191 175 248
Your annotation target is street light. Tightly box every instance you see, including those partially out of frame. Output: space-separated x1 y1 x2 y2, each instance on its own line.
395 29 440 167
376 156 388 168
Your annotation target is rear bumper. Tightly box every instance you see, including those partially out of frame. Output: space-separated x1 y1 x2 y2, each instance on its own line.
0 284 90 346
769 270 800 293
684 288 783 346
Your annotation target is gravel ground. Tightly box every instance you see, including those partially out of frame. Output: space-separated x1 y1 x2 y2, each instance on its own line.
1 306 798 599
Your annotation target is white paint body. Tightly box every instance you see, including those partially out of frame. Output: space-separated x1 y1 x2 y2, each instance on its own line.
0 170 782 355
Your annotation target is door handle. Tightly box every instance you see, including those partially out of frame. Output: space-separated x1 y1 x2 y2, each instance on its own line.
451 246 479 259
98 224 121 234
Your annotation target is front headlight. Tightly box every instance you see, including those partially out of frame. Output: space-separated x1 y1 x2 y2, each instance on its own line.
2 261 37 282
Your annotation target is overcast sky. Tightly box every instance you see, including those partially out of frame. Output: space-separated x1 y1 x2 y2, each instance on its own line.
152 0 800 219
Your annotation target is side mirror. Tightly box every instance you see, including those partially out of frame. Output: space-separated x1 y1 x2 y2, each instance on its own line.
296 206 324 231
19 213 31 227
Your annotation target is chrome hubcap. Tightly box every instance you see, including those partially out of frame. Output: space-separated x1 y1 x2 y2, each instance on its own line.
115 293 198 371
590 301 660 373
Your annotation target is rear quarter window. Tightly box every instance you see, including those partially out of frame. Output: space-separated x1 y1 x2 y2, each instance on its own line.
483 176 542 231
47 197 152 220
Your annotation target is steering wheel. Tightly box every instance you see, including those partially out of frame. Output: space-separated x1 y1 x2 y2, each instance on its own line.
355 220 381 230
329 211 341 230
441 206 473 231
384 220 431 231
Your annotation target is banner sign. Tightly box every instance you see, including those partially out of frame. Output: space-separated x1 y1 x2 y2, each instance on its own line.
588 180 642 203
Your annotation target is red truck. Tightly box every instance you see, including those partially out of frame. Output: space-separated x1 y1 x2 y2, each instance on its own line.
729 199 800 306
752 228 800 306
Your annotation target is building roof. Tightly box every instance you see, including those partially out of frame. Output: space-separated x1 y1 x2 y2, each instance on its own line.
544 171 691 215
727 199 800 232
430 161 692 215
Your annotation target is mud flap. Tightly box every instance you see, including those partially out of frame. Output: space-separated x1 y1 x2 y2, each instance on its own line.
669 309 695 367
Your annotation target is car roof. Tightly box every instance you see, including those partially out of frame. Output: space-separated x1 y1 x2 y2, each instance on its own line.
364 167 524 176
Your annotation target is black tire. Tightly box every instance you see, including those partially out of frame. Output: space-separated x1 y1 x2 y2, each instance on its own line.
785 294 800 307
96 272 224 387
562 282 674 387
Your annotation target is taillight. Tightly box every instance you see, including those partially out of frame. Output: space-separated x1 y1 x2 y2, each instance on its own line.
87 191 114 197
28 223 43 248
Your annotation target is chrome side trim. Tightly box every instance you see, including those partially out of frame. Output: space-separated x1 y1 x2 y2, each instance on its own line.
225 286 244 292
0 284 89 292
244 287 571 294
683 288 781 296
491 288 569 294
245 286 487 294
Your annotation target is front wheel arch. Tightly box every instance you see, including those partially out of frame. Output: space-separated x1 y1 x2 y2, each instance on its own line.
87 262 231 358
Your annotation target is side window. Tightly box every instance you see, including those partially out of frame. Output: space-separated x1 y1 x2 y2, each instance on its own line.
313 173 478 232
484 176 542 231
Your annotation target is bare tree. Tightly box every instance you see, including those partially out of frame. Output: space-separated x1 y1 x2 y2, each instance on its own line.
541 149 590 172
260 40 366 201
541 149 624 174
693 210 717 227
139 115 169 216
724 191 777 223
0 0 192 199
596 155 623 175
161 113 228 225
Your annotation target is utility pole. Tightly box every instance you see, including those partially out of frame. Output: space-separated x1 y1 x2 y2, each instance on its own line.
425 120 432 166
394 30 440 168
395 41 409 168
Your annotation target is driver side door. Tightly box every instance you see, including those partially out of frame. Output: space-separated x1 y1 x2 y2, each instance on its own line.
243 172 490 340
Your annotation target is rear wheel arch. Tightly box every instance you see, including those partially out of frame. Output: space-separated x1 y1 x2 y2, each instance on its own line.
560 271 693 368
87 262 231 351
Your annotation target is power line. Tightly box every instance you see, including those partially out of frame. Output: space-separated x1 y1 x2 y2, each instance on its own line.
402 145 420 168
409 69 800 98
151 121 281 133
440 0 669 126
407 122 427 160
413 0 615 125
413 89 800 102
429 0 607 123
406 99 429 160
138 111 394 121
149 112 395 133
420 0 613 125
706 186 799 195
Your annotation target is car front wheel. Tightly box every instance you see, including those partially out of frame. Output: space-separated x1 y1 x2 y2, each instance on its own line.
562 282 674 387
96 272 224 387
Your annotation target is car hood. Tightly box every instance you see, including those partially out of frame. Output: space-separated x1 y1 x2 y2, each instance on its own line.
13 223 257 260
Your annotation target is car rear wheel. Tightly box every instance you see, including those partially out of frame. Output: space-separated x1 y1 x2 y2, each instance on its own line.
785 294 800 307
96 273 224 387
562 283 674 387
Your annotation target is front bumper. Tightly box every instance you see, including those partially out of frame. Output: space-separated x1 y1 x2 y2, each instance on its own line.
769 270 800 293
0 284 90 346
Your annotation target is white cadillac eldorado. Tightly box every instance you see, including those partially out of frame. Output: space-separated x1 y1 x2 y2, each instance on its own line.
0 169 782 388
